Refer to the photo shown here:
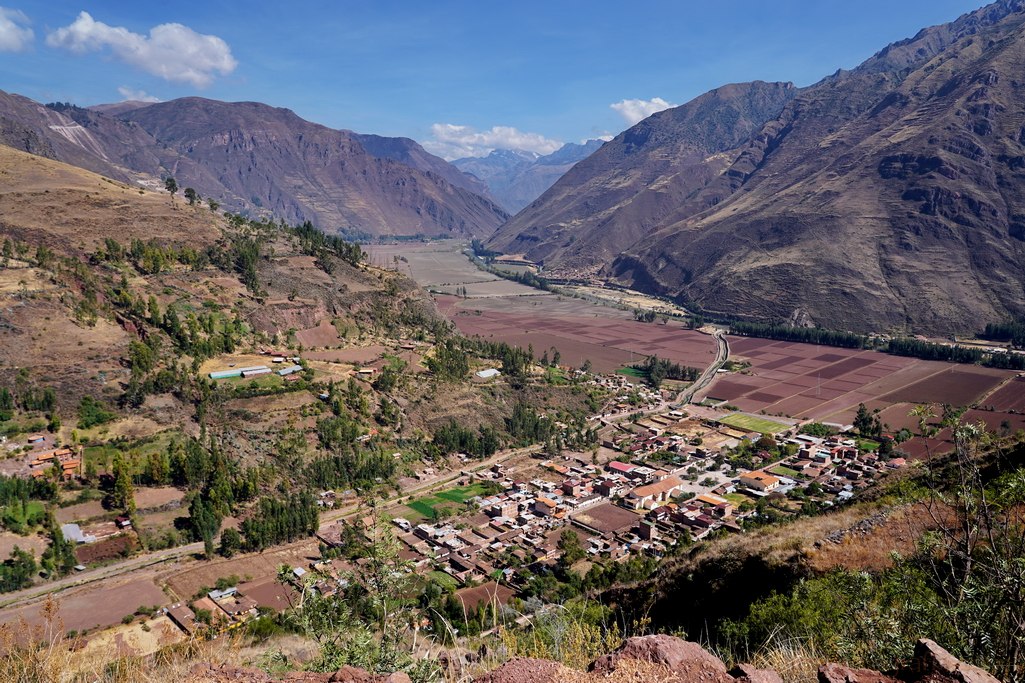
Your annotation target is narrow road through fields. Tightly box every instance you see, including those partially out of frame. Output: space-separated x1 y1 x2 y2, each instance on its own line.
0 541 203 611
677 328 729 405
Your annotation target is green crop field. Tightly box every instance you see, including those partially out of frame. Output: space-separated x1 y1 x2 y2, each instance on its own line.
718 413 790 434
768 466 803 479
1 500 46 532
403 483 489 522
427 570 460 590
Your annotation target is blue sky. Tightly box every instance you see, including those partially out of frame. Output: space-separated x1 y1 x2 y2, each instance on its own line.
0 1 987 158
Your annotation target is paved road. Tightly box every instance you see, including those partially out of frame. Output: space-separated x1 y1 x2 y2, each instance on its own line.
677 328 729 405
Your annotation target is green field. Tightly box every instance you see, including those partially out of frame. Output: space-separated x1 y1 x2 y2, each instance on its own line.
718 413 791 435
404 483 489 521
1 500 46 532
84 430 182 476
427 570 460 590
723 492 752 507
616 367 646 379
768 465 803 479
858 439 881 452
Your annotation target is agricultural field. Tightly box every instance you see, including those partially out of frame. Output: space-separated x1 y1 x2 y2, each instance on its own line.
703 337 1015 420
718 413 793 435
442 297 716 372
0 576 167 635
700 336 1022 458
399 483 491 522
367 243 536 298
370 242 718 374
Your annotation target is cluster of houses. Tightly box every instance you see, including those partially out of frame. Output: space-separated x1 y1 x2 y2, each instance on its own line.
28 444 83 480
317 398 917 594
587 373 665 418
164 586 261 635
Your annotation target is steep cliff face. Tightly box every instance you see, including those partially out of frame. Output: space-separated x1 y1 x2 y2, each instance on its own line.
490 0 1025 334
612 0 1025 334
0 92 507 239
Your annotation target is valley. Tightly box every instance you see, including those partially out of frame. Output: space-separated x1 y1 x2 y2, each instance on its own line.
2 2 1025 681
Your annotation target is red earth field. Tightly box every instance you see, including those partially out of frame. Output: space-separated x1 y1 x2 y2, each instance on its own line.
441 295 717 373
0 577 166 635
698 336 1022 458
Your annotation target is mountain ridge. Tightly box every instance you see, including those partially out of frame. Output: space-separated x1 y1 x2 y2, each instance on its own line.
0 91 507 239
488 0 1025 335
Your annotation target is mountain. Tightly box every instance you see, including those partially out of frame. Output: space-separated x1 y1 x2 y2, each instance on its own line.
487 81 799 263
0 92 507 239
488 0 1025 335
352 132 493 199
452 139 604 212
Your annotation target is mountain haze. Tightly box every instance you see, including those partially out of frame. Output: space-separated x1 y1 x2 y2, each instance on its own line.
452 139 604 212
489 0 1025 335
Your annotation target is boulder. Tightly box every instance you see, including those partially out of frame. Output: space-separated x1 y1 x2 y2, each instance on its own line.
910 639 1000 683
817 662 899 683
590 634 733 683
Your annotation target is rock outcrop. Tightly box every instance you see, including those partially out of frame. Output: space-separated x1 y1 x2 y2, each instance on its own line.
186 635 999 683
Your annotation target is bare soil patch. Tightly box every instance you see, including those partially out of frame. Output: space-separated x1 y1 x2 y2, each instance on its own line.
0 576 166 635
159 538 320 600
879 365 1008 405
304 345 389 364
570 502 640 534
56 501 108 524
75 534 137 564
134 487 184 510
294 319 341 348
979 376 1025 412
0 531 48 559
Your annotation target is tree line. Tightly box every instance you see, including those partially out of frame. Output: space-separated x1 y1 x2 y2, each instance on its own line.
730 321 868 348
639 354 699 389
980 320 1025 348
239 492 319 552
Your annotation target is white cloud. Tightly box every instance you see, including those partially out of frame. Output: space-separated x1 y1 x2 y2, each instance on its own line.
46 11 236 87
423 123 563 159
610 97 676 126
0 7 33 52
117 86 160 103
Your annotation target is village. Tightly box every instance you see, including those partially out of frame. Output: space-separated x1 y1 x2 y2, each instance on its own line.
0 361 913 643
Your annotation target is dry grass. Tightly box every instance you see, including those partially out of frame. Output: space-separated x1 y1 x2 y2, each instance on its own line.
747 635 822 683
806 502 938 572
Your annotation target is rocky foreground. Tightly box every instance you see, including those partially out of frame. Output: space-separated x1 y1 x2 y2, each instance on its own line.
189 634 999 683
